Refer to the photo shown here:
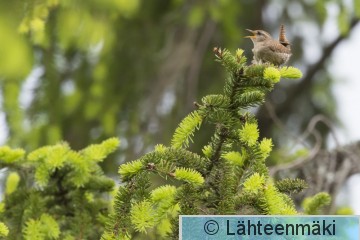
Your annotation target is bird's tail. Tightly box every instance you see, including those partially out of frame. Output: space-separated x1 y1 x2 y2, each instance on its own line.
279 24 290 49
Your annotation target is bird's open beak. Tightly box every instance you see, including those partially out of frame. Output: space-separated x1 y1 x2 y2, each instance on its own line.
244 29 256 38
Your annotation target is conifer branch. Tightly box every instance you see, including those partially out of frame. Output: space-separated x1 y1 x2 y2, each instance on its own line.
0 138 119 239
302 192 331 214
102 49 315 239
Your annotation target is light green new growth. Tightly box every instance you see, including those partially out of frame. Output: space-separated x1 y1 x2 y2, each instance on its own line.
0 222 9 237
202 145 213 158
243 173 265 194
67 151 91 187
151 185 177 202
302 192 331 214
336 207 353 215
171 111 203 149
264 67 281 83
23 219 44 240
130 200 156 233
263 183 297 215
239 122 259 146
150 185 179 237
259 138 273 159
118 159 144 180
280 66 303 79
0 146 25 163
27 144 68 164
23 214 60 240
154 144 167 153
156 218 173 238
27 138 120 187
82 137 120 162
28 144 70 186
39 214 61 239
85 191 95 202
235 48 247 64
222 151 244 166
34 164 51 187
63 236 76 240
174 167 204 185
5 172 20 195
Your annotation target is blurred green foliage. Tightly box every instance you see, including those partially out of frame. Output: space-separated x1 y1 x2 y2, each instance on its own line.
0 0 358 175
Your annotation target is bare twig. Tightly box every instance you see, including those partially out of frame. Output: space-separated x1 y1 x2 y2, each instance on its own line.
270 114 339 176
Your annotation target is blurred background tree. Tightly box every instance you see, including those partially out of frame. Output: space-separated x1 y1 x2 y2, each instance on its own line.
0 0 359 210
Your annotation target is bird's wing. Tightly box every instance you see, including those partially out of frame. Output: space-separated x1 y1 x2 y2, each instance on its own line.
268 41 291 54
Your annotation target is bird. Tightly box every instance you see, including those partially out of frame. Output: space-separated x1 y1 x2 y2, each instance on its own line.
244 25 292 66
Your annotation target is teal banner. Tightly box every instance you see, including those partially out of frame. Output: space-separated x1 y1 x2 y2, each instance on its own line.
180 216 359 239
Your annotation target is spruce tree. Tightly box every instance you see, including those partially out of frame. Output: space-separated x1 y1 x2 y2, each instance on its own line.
102 48 330 240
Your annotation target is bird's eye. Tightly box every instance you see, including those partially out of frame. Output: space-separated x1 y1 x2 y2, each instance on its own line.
257 31 262 35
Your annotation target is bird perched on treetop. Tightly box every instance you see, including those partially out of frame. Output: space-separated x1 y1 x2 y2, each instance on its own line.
245 24 291 66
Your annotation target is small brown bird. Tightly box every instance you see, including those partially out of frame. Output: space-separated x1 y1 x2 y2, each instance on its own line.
245 25 292 66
